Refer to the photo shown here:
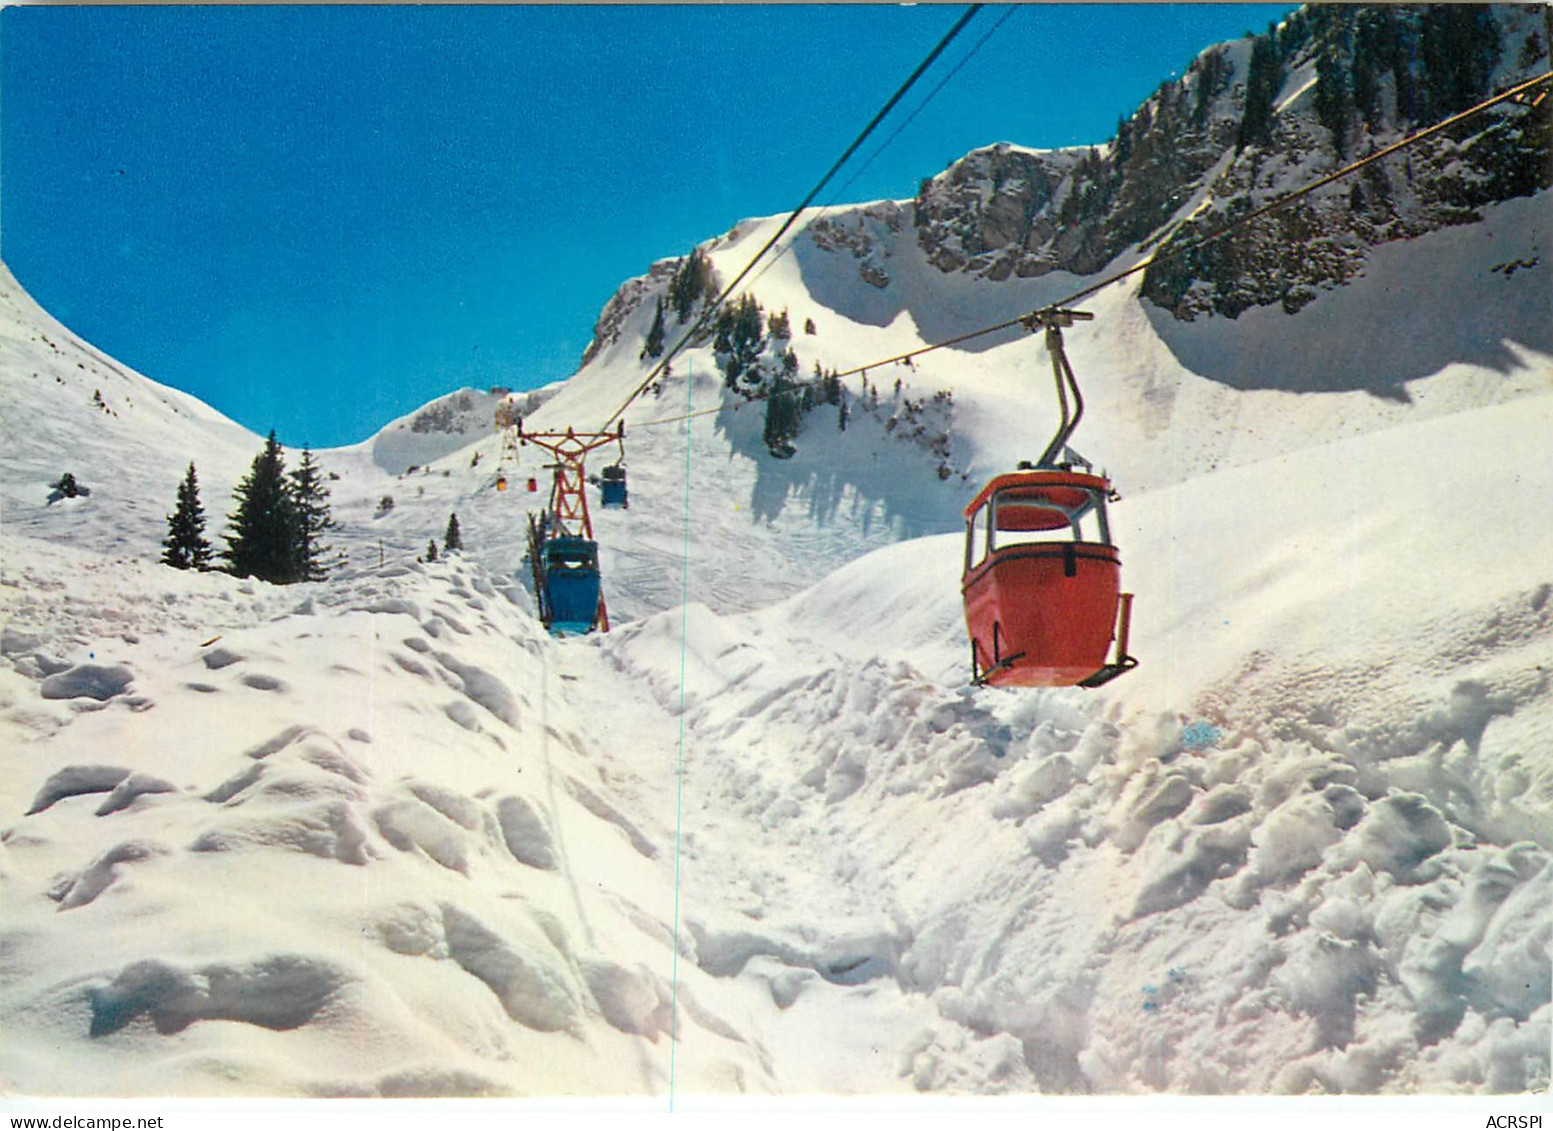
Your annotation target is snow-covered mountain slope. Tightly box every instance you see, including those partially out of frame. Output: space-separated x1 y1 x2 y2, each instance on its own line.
601 390 1553 1094
506 186 1548 625
3 184 1547 628
0 264 261 556
2 379 1549 1094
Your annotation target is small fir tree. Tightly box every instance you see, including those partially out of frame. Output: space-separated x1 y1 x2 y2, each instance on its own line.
224 430 298 584
1313 44 1352 157
444 512 463 553
763 377 803 458
162 461 213 571
669 248 716 323
288 448 335 582
1237 34 1282 151
1113 116 1134 165
425 539 439 563
641 297 666 359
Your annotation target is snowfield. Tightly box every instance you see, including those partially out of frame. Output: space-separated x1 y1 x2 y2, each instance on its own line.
2 176 1550 1099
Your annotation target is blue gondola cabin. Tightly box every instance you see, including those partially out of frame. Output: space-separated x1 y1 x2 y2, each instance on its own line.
543 537 603 635
600 464 628 508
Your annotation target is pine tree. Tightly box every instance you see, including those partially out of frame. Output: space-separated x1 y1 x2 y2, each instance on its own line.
763 378 800 457
669 248 716 323
161 461 212 571
1352 8 1395 128
288 447 335 582
823 368 842 406
425 540 439 563
1192 46 1233 124
1420 6 1500 118
444 512 463 553
1313 44 1352 157
1237 34 1282 151
1113 116 1133 165
733 294 763 350
224 430 297 584
715 293 767 388
641 297 666 359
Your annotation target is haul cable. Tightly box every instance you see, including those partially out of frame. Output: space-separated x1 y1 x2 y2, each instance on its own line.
601 4 984 431
738 4 1022 297
825 67 1553 385
629 68 1552 427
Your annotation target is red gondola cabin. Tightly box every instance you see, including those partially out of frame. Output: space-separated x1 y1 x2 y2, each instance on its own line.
962 468 1135 688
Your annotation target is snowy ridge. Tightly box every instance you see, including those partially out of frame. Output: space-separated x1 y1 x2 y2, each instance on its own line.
0 264 261 555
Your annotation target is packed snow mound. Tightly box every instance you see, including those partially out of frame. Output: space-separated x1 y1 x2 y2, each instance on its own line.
593 393 1553 1095
0 547 776 1096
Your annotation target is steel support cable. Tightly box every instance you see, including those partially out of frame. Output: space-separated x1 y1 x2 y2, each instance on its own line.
815 65 1553 381
626 66 1553 430
738 4 1022 297
1054 66 1553 311
837 5 1021 205
600 3 984 431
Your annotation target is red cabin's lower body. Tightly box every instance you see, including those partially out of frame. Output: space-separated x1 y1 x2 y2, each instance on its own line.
962 541 1121 687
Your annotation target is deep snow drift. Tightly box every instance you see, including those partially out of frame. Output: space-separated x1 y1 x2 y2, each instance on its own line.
2 167 1551 1097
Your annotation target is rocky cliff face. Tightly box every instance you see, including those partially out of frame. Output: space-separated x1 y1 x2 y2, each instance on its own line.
579 258 679 368
912 4 1551 319
808 201 911 289
580 5 1549 365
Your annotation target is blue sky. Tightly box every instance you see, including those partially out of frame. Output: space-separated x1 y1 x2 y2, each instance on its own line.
2 4 1294 449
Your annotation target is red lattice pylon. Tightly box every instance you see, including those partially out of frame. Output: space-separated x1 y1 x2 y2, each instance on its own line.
520 424 625 540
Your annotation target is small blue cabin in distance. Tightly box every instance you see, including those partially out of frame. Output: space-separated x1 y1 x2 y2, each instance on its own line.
600 464 628 508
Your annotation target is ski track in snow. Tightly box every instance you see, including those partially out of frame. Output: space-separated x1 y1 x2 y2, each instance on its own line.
2 178 1552 1096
